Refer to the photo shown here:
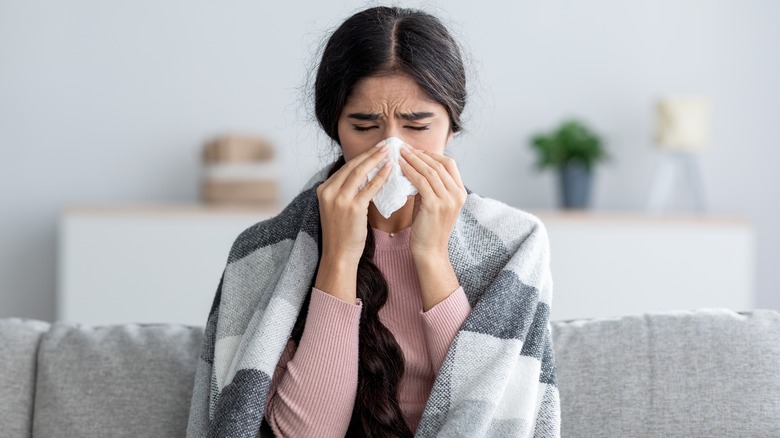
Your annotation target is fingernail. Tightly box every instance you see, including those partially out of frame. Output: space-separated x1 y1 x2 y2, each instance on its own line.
380 144 389 152
375 140 387 148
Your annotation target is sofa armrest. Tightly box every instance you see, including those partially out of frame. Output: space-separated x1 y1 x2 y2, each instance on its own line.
0 318 51 437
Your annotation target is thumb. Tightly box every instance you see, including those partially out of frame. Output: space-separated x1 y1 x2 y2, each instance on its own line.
412 194 422 217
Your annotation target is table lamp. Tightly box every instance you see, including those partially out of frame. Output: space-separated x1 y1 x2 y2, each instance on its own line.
646 96 712 213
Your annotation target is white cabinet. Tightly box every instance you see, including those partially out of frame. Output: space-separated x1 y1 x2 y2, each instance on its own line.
57 204 282 326
535 211 754 321
58 206 754 325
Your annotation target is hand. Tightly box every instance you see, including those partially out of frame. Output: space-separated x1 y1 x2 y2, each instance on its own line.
398 143 467 259
398 143 465 311
316 141 393 267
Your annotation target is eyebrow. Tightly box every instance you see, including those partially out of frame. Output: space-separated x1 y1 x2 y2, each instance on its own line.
347 111 435 121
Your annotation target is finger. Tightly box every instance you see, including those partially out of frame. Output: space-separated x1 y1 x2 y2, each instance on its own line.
409 148 460 192
327 139 388 189
423 151 464 189
354 159 393 204
340 144 392 195
399 145 448 198
398 152 437 200
331 139 388 187
411 193 422 219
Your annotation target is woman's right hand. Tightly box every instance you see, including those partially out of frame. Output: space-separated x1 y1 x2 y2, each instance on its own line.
314 141 393 300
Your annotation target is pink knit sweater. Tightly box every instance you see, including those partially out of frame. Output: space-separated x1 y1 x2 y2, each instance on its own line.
263 226 472 437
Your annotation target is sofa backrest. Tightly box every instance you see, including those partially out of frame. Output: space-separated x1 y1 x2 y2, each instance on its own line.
550 308 780 436
2 307 779 437
31 321 202 437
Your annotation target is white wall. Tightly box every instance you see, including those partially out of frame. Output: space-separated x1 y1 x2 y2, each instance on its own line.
2 0 778 321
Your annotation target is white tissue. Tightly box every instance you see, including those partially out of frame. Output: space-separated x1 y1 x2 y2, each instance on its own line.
359 136 418 218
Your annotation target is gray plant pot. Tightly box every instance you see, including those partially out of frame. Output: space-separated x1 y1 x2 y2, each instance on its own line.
559 161 592 209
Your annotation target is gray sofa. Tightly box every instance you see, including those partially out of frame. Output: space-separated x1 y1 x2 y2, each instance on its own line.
2 308 779 437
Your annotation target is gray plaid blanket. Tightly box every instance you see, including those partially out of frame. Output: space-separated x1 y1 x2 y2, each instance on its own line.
187 162 561 437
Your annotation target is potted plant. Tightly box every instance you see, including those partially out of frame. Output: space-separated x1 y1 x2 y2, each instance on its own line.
529 119 611 209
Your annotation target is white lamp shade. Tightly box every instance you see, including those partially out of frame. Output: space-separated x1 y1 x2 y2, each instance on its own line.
655 96 712 151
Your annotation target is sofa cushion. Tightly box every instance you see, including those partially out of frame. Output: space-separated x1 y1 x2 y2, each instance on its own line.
32 321 203 438
551 308 780 437
0 318 51 437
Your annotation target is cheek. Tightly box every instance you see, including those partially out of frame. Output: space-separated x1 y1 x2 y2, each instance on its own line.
337 123 363 162
414 126 449 154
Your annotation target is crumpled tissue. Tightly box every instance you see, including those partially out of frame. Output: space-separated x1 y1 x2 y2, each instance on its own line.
359 136 418 218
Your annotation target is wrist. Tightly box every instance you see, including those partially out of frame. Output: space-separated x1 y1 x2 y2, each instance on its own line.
315 253 359 304
413 253 460 312
321 243 362 266
412 248 449 265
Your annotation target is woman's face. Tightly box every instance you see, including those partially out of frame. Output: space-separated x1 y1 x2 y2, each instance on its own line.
337 73 454 162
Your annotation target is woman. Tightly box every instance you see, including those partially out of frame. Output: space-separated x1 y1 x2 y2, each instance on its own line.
187 6 560 438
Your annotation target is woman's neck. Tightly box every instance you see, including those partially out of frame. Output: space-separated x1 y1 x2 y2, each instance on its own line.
367 197 415 233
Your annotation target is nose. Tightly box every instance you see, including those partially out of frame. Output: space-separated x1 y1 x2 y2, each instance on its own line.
381 121 406 144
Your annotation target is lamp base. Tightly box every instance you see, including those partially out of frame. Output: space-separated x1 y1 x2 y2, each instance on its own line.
646 151 707 214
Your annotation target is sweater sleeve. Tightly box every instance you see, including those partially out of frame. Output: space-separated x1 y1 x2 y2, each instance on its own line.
263 287 362 438
420 285 472 376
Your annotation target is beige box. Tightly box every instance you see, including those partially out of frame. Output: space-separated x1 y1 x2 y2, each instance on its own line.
201 179 279 205
202 134 274 164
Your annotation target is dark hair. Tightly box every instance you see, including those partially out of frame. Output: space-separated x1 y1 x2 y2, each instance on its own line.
290 6 467 437
315 6 467 145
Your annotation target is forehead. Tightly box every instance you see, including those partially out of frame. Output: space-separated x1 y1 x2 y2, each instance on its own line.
345 73 439 110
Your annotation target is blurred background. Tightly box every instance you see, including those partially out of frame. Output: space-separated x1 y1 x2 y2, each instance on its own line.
1 0 778 324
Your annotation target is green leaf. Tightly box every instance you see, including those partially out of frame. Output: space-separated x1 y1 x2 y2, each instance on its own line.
528 118 609 171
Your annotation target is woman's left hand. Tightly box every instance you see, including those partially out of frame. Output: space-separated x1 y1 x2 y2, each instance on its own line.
399 143 467 259
399 143 466 311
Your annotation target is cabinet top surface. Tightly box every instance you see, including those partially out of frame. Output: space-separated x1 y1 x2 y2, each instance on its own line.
530 209 751 227
63 203 285 217
61 203 751 227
